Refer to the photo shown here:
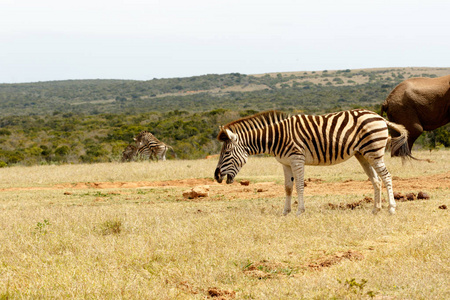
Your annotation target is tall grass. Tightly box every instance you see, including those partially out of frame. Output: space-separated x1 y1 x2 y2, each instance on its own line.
0 150 449 299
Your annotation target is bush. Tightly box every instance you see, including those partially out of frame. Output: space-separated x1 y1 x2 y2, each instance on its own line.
55 145 70 156
98 220 122 235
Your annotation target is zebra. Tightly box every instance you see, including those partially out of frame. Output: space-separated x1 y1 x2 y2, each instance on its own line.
121 143 161 162
214 109 412 215
133 131 174 161
121 144 137 162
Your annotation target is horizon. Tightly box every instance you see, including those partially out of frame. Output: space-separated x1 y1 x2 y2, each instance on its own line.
2 66 449 85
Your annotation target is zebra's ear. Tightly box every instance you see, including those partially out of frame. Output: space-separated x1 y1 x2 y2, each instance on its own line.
225 129 237 142
217 127 237 142
217 126 228 141
217 129 228 141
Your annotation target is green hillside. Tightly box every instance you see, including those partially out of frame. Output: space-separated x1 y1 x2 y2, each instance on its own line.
0 67 449 166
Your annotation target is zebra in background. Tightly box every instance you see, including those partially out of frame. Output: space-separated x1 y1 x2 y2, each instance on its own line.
133 131 174 161
121 143 160 162
214 109 412 215
121 145 137 162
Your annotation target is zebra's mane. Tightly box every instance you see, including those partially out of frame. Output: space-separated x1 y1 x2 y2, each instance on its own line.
218 110 290 141
136 130 157 141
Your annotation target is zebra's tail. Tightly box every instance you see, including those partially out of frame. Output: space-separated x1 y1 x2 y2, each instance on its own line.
385 121 416 161
167 145 177 159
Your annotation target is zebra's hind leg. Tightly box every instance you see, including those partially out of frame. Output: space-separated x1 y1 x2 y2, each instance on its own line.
290 155 306 215
355 152 382 214
282 165 294 215
161 147 168 161
370 158 396 214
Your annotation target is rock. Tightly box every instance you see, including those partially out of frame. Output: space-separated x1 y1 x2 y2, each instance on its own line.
438 205 447 209
417 191 430 200
393 192 404 200
182 185 209 199
240 180 250 186
406 193 416 201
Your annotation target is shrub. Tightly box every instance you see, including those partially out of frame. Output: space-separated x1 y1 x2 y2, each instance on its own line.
99 220 122 235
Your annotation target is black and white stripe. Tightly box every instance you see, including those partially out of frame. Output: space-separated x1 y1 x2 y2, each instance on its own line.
214 109 411 215
121 144 137 162
133 131 173 161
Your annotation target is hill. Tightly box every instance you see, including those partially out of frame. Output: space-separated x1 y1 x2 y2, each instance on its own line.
0 67 449 166
1 67 449 116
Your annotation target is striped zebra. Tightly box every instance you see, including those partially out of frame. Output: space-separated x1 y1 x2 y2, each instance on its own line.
133 131 174 161
121 143 160 162
121 145 137 162
214 109 412 215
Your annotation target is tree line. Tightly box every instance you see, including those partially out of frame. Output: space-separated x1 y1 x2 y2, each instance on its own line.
0 68 448 167
0 108 448 167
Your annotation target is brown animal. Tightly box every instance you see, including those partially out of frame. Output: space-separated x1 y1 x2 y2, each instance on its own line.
381 75 450 155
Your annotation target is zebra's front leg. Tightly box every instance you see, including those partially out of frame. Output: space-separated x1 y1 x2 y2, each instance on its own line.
282 165 294 215
290 156 306 215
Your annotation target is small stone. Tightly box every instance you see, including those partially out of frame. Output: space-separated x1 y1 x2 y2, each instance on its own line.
417 191 430 200
405 193 416 201
393 192 404 199
182 185 209 199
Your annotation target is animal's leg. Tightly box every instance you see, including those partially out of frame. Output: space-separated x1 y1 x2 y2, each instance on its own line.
162 147 168 161
282 164 294 215
153 147 159 161
388 112 422 155
290 155 306 215
407 123 423 152
355 152 382 214
370 158 396 214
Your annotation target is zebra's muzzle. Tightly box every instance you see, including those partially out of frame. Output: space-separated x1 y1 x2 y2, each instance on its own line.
214 168 234 184
214 168 224 183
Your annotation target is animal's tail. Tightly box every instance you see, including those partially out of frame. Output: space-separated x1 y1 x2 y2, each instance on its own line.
380 101 388 117
385 121 416 161
167 145 177 159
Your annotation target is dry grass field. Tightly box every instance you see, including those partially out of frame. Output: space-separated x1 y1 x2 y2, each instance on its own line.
0 150 449 299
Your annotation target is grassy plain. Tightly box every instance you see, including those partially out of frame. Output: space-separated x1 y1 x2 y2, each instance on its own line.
0 150 449 299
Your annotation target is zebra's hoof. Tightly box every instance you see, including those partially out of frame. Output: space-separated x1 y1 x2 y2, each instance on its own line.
389 207 396 215
283 209 291 216
296 209 305 216
372 207 381 215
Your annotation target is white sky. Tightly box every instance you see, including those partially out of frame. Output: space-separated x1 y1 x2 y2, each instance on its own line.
1 0 449 83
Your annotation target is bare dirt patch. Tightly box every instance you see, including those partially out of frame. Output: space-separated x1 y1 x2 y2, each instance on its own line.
207 287 236 299
243 250 364 279
1 173 448 202
243 260 297 279
308 250 364 270
176 281 199 295
326 196 374 210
